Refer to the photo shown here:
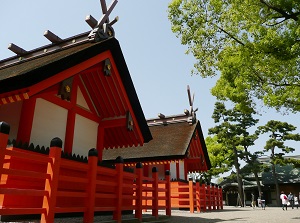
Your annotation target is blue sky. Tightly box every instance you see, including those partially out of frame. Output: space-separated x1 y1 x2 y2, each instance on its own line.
1 0 300 157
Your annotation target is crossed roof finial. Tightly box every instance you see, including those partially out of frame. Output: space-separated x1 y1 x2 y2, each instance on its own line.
87 0 119 42
186 85 198 124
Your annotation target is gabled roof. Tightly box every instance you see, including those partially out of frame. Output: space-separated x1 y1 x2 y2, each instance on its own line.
262 165 300 185
103 114 211 169
0 34 152 145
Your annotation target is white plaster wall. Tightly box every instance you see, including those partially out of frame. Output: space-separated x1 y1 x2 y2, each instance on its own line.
170 162 177 180
179 160 185 180
30 99 67 149
76 87 90 110
72 114 98 157
0 101 22 141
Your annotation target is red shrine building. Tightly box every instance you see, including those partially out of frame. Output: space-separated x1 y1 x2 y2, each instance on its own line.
0 35 152 159
0 1 220 221
103 113 211 180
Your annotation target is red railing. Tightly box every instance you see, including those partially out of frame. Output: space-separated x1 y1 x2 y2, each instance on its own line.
169 179 223 212
0 122 171 223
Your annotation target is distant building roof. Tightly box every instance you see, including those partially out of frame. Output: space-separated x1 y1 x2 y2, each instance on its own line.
103 114 211 169
262 165 300 185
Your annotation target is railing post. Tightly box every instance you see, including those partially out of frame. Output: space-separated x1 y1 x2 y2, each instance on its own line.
152 167 158 219
196 179 200 213
165 170 171 216
212 183 216 210
188 178 194 213
84 148 98 223
0 121 10 168
41 137 62 223
216 184 220 210
219 186 223 209
207 183 211 211
200 181 206 212
113 156 124 223
135 162 143 222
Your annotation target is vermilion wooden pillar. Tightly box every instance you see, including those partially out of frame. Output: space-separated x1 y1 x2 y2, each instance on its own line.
84 148 98 223
16 98 36 143
41 137 62 223
135 162 143 221
97 127 104 161
64 109 75 154
0 122 10 208
143 164 149 177
176 162 180 180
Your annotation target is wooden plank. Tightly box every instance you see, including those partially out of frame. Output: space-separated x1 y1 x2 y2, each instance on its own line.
56 191 87 198
0 188 47 196
0 208 44 215
1 168 47 179
55 207 85 213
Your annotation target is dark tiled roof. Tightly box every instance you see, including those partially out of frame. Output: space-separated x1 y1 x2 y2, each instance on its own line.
262 165 300 184
103 120 211 168
103 121 194 160
0 37 152 143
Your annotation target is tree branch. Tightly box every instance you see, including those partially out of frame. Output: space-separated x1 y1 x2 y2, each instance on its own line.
215 25 245 46
260 0 300 21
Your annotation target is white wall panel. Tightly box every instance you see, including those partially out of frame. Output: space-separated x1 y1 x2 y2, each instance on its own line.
76 87 90 110
72 114 98 157
179 160 185 180
30 99 67 148
170 162 177 180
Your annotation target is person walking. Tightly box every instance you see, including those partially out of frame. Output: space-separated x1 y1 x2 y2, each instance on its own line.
260 192 266 210
288 192 294 209
280 191 288 211
251 193 256 209
294 195 299 209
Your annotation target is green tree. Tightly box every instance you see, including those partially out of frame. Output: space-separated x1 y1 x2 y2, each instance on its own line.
205 135 233 178
256 120 300 205
208 102 259 206
168 0 300 112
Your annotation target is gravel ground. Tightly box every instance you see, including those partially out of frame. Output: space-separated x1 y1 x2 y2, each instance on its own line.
1 206 300 222
169 206 300 223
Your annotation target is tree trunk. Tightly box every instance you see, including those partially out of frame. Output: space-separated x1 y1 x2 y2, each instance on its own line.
271 162 280 206
271 148 280 206
253 171 262 195
233 147 244 207
244 147 262 196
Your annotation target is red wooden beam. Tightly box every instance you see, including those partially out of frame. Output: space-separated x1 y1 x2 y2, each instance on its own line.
16 98 36 143
28 51 112 97
79 74 103 116
107 52 144 145
100 117 126 128
92 71 115 116
99 68 121 117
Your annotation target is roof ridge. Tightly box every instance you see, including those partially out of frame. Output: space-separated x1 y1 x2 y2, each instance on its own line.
0 31 92 70
147 113 197 126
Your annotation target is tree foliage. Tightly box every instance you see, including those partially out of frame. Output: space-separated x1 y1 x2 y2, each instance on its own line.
256 120 300 165
208 101 259 206
256 120 300 205
168 0 300 112
205 135 233 177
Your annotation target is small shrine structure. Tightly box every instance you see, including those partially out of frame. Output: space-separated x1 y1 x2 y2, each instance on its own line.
103 112 211 180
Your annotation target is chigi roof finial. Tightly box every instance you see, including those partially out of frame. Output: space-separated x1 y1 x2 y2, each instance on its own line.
87 0 119 42
186 85 198 124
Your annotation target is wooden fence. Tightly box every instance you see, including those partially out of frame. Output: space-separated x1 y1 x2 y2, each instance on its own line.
0 121 171 223
170 179 223 213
